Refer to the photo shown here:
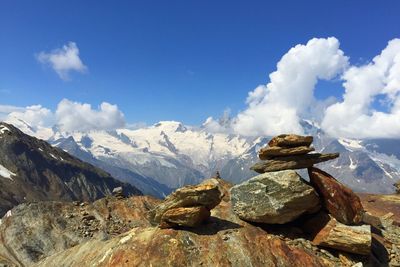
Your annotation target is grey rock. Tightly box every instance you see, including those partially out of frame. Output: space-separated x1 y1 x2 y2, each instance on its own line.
230 170 320 224
250 153 339 173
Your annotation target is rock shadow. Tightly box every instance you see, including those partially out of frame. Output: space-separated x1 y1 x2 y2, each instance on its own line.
179 216 243 235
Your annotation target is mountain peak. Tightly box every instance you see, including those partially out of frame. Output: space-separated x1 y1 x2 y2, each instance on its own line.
153 121 187 132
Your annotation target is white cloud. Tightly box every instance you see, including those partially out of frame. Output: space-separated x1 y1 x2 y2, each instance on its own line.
0 105 25 121
322 39 400 138
233 37 349 136
55 99 125 132
36 42 87 80
6 105 55 127
1 99 125 133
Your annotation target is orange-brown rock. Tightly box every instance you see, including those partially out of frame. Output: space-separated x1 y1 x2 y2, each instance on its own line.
308 167 364 225
159 206 210 228
251 153 339 173
268 134 313 148
359 193 400 226
258 146 315 160
152 178 223 223
0 195 161 266
307 214 371 255
35 188 332 267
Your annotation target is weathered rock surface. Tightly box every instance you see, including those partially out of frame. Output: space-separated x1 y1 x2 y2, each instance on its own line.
152 178 223 223
159 206 211 228
1 179 399 266
304 213 371 255
33 184 333 267
360 193 400 226
268 134 313 148
230 170 320 224
359 193 400 266
251 153 340 173
258 146 315 160
0 195 160 266
308 167 364 225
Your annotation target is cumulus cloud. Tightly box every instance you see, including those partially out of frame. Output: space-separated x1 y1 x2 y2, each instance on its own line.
232 37 349 136
322 39 400 138
55 99 125 132
0 105 25 121
36 42 87 80
6 105 55 127
1 99 125 132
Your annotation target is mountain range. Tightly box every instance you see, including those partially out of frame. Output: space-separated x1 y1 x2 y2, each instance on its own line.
3 117 400 197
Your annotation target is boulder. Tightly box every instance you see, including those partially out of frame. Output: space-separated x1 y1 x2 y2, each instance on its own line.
152 178 222 223
258 146 315 160
251 153 339 173
308 167 364 225
268 134 313 148
159 206 210 228
230 170 320 224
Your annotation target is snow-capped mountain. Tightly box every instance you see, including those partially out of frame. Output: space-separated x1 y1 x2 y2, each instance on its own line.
4 118 400 196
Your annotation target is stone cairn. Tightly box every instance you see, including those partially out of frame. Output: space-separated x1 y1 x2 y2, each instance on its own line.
231 134 371 256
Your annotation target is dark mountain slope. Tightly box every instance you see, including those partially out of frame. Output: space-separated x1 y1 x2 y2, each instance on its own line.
0 122 141 217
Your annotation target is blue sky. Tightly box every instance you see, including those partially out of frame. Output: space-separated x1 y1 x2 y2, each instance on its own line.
1 0 400 126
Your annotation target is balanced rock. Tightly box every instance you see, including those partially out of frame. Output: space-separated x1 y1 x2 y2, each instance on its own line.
230 170 320 224
308 167 364 225
251 153 339 173
258 146 315 160
307 213 371 255
159 206 211 229
268 134 313 148
152 178 222 223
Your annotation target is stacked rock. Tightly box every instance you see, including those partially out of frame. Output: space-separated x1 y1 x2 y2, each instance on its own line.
152 178 223 229
231 134 372 256
250 134 339 173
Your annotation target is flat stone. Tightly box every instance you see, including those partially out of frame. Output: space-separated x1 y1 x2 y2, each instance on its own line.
311 216 371 255
268 134 313 148
152 178 222 223
258 146 315 160
159 206 210 228
250 153 339 173
308 167 364 225
230 170 320 224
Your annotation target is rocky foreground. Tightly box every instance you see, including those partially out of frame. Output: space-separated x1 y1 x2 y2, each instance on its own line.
0 179 398 267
